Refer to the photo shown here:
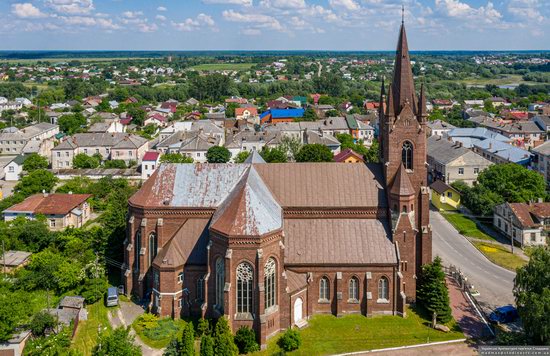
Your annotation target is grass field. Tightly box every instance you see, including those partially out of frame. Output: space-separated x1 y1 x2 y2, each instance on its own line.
72 302 113 356
132 316 186 349
442 212 495 241
473 242 527 271
254 307 463 355
437 74 534 87
190 63 256 71
0 57 151 65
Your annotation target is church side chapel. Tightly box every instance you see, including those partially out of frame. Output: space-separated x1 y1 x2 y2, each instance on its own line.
123 20 432 347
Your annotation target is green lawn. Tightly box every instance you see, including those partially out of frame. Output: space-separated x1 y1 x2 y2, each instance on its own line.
132 316 186 349
473 242 527 271
442 212 495 241
190 63 256 71
72 302 113 356
255 307 464 355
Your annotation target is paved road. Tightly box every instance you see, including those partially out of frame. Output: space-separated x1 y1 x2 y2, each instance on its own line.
431 211 516 315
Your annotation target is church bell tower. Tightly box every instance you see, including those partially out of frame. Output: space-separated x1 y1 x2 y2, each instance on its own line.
379 16 432 301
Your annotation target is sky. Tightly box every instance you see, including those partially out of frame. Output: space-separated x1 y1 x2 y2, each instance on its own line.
0 0 548 51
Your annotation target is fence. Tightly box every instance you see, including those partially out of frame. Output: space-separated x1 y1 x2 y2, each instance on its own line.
443 264 495 338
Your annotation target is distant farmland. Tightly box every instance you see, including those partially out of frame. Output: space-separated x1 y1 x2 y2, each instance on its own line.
189 63 256 71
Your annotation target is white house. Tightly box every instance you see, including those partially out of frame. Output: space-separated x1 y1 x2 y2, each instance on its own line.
3 155 27 181
141 151 161 180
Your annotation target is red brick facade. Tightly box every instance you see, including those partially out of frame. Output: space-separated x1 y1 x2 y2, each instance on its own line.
123 23 430 348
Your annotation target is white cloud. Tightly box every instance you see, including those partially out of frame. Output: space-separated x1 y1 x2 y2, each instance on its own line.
157 6 167 12
260 0 307 9
122 11 144 19
138 23 158 33
435 0 503 26
60 15 120 29
172 13 216 31
156 15 167 21
241 28 262 35
222 9 284 30
508 0 544 23
11 3 48 18
202 0 252 5
329 0 360 11
46 0 94 15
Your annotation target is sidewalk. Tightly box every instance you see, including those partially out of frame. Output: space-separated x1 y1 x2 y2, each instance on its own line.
446 277 488 339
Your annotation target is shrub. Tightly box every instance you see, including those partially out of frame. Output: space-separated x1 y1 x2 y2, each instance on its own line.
234 326 259 354
30 311 57 337
278 328 302 352
143 318 180 341
200 334 214 356
136 313 159 330
196 318 210 337
213 316 238 356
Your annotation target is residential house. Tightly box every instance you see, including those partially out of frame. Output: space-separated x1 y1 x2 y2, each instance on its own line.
430 180 461 211
235 107 258 121
533 115 550 133
51 133 148 169
144 113 168 127
469 117 544 149
260 108 304 124
0 123 59 155
488 97 509 107
3 193 92 231
141 151 161 180
0 330 32 356
3 155 28 181
346 115 375 146
165 132 221 163
472 138 532 166
333 148 364 163
431 99 456 110
494 202 549 246
532 141 550 183
225 130 276 158
427 120 456 137
427 135 493 185
88 120 126 133
302 129 341 154
185 98 200 106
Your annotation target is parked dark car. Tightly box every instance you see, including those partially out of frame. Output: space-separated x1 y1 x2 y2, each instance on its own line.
489 305 519 324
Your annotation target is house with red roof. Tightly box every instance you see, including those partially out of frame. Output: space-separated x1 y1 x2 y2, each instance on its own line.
3 193 92 231
333 148 365 163
142 151 161 180
144 113 168 127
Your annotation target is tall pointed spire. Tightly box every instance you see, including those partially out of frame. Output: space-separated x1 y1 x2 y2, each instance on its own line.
391 15 417 116
379 76 385 117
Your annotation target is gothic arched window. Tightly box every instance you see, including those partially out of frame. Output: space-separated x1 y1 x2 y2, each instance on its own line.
349 277 359 301
236 262 254 314
196 275 205 302
378 276 389 301
264 258 277 309
134 230 141 271
215 258 225 311
319 276 330 301
148 232 158 266
402 141 413 170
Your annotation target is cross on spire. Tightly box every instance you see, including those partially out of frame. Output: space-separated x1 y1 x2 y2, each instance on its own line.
401 5 405 24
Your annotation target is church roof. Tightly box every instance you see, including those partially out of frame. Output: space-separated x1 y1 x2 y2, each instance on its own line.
391 23 417 115
153 219 210 268
244 150 266 163
210 167 282 237
130 162 388 209
284 219 396 265
390 164 415 196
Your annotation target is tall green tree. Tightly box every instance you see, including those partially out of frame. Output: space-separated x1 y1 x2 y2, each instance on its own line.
177 322 195 356
261 147 288 163
200 334 214 356
160 153 194 164
73 153 100 169
14 169 58 197
233 151 250 163
206 146 232 163
417 256 452 323
514 247 550 345
213 317 238 356
92 327 141 356
58 113 86 134
295 144 334 163
23 154 48 172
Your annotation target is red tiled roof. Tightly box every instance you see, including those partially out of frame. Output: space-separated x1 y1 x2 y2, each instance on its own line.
142 151 160 161
235 107 258 117
5 193 91 215
333 148 364 163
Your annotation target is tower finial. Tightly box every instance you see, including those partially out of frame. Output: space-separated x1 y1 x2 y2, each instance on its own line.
401 5 404 24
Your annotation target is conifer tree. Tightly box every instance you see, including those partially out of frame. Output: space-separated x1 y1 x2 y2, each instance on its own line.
199 334 214 356
212 317 238 356
417 256 452 323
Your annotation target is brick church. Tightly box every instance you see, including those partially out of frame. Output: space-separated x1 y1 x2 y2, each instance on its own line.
123 22 432 346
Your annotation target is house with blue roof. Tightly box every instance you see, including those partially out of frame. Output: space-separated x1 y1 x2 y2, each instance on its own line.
472 138 532 166
260 108 304 124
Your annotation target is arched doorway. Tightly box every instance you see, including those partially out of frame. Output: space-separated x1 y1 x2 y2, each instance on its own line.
294 297 303 324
